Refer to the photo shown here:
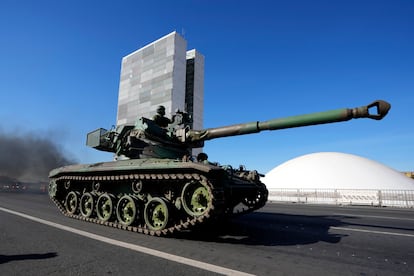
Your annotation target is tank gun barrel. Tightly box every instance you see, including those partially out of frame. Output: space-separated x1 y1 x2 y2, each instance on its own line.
187 100 390 143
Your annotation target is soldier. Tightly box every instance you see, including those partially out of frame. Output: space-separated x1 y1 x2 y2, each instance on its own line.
197 152 209 163
152 105 171 127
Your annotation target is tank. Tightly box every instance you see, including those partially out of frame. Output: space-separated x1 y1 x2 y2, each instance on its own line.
49 100 390 236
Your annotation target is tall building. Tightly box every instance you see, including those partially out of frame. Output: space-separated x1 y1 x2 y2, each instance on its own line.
185 49 204 131
116 32 204 132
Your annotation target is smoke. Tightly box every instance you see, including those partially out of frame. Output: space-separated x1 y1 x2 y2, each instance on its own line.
0 130 76 182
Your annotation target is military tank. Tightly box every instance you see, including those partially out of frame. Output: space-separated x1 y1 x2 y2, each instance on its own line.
49 100 390 236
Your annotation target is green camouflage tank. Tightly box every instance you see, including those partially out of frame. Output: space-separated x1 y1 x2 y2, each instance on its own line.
49 100 390 236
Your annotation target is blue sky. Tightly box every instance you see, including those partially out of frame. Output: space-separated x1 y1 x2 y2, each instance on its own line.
0 0 413 174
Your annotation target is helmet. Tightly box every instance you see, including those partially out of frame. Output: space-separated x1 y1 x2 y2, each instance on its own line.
157 105 166 115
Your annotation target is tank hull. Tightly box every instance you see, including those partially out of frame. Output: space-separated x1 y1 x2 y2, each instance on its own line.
49 159 268 236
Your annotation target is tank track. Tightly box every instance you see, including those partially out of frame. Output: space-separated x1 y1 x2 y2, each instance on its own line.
50 172 228 237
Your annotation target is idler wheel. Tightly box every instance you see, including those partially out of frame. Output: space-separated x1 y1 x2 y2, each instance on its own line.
48 180 57 197
144 197 169 231
181 181 211 217
96 193 115 222
64 191 79 215
80 192 95 218
116 195 138 226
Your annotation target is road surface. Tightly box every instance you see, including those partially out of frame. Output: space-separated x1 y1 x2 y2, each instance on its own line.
1 192 413 275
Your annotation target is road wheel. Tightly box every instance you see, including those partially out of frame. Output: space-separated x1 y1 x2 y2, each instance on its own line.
144 197 169 231
65 191 79 215
116 195 137 226
96 193 114 222
181 181 211 217
80 192 95 218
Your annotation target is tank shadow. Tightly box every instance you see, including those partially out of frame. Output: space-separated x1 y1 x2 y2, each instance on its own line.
0 252 58 264
173 212 349 246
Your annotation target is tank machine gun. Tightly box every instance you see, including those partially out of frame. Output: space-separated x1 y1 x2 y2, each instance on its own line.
49 100 390 236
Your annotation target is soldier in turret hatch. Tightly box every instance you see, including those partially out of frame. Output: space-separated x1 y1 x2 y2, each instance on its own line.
153 105 171 127
197 152 209 163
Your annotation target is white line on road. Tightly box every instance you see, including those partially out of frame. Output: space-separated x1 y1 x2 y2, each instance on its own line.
331 226 414 237
334 213 414 221
0 207 254 276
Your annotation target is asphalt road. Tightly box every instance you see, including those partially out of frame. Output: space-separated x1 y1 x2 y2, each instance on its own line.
1 192 413 275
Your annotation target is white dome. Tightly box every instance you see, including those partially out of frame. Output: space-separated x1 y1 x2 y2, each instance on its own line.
262 152 414 190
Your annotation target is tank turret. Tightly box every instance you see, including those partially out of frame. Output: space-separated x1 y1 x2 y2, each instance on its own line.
87 100 390 159
49 100 390 236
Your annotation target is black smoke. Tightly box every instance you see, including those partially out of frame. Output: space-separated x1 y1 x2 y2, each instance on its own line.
0 130 76 182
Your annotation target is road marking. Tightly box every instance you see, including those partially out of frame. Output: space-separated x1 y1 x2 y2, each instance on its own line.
334 213 414 221
0 207 254 276
331 226 414 237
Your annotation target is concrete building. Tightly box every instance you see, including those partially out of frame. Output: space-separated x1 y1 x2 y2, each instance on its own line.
185 49 204 130
116 32 204 131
